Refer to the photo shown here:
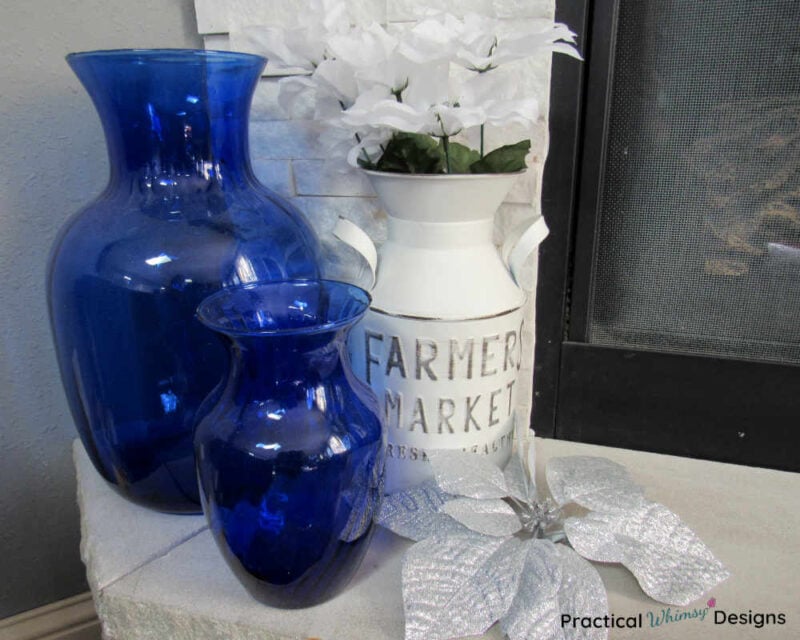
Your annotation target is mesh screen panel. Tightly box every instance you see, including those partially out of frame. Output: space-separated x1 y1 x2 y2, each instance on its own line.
588 0 800 364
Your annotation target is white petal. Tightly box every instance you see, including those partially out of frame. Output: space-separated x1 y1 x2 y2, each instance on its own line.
397 15 461 64
327 23 398 69
434 104 485 135
401 61 450 108
314 59 359 106
343 98 434 133
483 98 538 128
276 76 316 117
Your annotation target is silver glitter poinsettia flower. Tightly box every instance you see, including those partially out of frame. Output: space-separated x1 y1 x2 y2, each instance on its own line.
377 440 729 640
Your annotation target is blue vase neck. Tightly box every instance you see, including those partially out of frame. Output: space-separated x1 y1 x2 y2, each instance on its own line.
229 330 349 393
67 50 265 191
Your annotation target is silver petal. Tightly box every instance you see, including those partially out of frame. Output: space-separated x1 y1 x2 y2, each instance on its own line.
429 449 509 499
377 480 465 542
501 540 608 640
546 456 645 511
402 530 527 640
554 545 610 640
440 497 522 537
565 500 730 605
504 452 531 503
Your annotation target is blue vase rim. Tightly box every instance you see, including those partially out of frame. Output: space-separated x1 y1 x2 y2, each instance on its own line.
65 48 266 68
197 280 371 338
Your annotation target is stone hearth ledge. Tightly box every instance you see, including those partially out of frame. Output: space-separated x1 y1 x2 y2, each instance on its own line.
75 438 800 639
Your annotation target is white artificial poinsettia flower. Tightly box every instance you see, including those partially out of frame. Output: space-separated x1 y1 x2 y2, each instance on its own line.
328 22 425 102
234 0 351 72
313 59 360 112
326 23 399 74
499 19 583 61
342 59 480 141
319 119 392 168
275 75 316 117
397 13 462 64
456 71 539 129
330 23 443 102
239 5 583 172
453 13 581 71
342 92 483 140
238 24 325 71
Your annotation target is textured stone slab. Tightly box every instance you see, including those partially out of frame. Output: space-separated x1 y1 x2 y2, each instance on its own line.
79 437 800 639
203 34 230 51
249 120 326 159
251 159 294 197
73 443 207 593
195 0 230 34
294 195 384 238
293 159 375 197
387 0 553 21
97 529 422 640
250 79 289 121
224 0 387 30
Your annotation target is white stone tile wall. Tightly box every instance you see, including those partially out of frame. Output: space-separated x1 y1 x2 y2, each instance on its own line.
195 0 556 434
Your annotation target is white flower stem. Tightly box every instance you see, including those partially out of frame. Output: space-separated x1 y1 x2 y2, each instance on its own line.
480 124 485 158
353 132 372 167
442 135 451 174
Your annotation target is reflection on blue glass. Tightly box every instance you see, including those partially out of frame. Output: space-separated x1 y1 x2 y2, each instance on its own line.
146 103 163 139
195 281 384 608
160 391 178 414
257 492 287 533
48 50 321 513
145 253 174 267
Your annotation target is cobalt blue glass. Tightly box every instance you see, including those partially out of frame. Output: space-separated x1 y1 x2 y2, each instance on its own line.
47 50 321 513
195 280 385 608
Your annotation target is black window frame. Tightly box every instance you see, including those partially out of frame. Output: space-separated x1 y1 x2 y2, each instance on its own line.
533 0 800 472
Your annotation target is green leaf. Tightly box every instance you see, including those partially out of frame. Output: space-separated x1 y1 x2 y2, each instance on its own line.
443 141 482 174
375 132 445 174
470 139 531 174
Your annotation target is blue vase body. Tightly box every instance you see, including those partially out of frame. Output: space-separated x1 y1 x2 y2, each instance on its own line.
195 281 384 608
48 50 321 513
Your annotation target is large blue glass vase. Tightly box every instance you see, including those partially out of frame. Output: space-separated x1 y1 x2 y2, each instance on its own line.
47 50 321 513
195 280 384 608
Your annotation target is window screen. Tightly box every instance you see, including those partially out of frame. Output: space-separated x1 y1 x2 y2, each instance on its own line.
588 0 800 364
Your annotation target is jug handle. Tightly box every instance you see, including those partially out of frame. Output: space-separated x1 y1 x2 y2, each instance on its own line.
502 216 549 291
333 217 378 290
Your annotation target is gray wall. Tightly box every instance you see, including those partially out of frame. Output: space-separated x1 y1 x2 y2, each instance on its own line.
0 0 201 618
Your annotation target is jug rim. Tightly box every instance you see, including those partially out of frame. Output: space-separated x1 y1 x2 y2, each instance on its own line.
362 168 526 180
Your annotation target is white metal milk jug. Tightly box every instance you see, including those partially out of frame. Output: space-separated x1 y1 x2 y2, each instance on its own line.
335 170 548 493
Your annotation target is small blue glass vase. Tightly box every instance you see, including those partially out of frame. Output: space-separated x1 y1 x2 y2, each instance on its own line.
195 280 385 608
48 50 321 513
